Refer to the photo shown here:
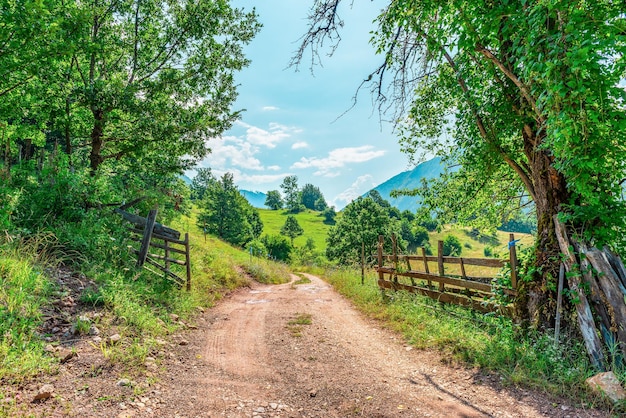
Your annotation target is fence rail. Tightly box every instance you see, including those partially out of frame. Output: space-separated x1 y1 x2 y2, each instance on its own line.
376 234 518 316
117 208 191 290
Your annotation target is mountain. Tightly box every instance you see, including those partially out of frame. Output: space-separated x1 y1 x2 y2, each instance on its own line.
366 157 444 212
240 190 268 208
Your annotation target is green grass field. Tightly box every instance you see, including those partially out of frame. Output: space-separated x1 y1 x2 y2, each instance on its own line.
257 208 332 252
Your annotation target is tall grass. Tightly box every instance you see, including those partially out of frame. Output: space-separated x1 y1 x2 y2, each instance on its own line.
322 266 602 403
0 246 55 380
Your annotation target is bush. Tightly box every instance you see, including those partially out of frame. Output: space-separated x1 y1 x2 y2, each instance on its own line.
261 234 292 262
484 246 494 257
442 235 462 256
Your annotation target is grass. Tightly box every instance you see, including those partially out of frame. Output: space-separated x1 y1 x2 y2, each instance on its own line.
0 243 56 381
286 313 312 337
317 265 611 407
0 205 292 384
258 208 332 251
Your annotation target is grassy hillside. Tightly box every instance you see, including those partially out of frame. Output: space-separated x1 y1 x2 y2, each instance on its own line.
258 208 332 252
258 207 533 264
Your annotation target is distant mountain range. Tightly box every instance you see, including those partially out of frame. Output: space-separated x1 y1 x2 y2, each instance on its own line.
240 190 268 208
364 157 444 212
192 157 444 213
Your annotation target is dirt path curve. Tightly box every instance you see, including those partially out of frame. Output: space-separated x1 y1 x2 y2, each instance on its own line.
155 274 607 418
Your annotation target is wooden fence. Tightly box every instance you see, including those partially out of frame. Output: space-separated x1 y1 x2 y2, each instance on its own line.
376 234 519 316
116 208 191 290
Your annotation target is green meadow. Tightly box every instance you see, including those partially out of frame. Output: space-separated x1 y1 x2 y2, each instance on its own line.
257 208 333 252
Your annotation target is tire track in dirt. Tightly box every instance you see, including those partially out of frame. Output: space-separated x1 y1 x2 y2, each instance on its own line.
154 273 608 418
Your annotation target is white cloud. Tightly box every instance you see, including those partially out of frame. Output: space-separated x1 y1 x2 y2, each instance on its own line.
204 136 264 171
332 175 375 207
292 141 309 150
267 165 281 171
262 105 279 111
238 121 301 149
290 145 386 176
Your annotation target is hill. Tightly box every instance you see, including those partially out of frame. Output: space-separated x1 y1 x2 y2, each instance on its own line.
241 190 268 208
366 157 443 212
258 208 332 252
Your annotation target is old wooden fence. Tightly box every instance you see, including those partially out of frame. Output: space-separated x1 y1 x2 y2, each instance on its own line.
376 234 519 316
116 208 191 290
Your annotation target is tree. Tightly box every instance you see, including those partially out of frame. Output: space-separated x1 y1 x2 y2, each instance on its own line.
198 172 255 247
301 183 326 210
261 234 292 261
295 1 626 331
65 0 260 174
280 175 302 213
265 189 283 210
442 235 462 257
190 168 216 201
280 215 304 245
400 220 429 253
326 196 399 265
322 206 336 224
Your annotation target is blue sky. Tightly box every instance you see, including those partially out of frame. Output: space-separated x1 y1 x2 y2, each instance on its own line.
191 0 412 209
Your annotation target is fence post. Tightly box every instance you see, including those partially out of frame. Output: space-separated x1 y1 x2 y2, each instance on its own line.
377 235 384 283
361 241 365 285
421 247 431 288
391 233 398 283
438 240 445 291
509 233 518 289
185 233 191 291
164 239 170 281
136 209 157 268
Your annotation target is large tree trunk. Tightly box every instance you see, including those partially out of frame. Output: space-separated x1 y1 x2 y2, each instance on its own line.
515 127 570 328
89 108 105 174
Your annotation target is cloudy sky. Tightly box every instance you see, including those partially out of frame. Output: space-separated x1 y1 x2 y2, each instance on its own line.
191 0 412 209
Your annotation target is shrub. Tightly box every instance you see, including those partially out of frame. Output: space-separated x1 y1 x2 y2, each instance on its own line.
442 235 462 256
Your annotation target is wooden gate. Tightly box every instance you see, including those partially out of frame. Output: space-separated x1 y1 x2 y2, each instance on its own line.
376 234 518 316
116 208 191 290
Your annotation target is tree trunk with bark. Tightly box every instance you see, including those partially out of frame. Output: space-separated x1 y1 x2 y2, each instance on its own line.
515 127 570 327
89 108 105 174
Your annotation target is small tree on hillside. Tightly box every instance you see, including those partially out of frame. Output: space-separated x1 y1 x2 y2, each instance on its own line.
265 190 283 210
326 196 400 265
301 183 326 210
190 168 216 200
280 215 304 245
322 206 336 224
442 235 462 257
198 172 256 247
281 175 302 213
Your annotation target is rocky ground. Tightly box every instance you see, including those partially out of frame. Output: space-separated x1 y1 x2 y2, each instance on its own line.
0 270 615 417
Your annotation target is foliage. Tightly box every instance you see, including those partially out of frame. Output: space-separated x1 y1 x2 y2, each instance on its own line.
197 173 260 247
257 208 332 252
280 175 302 213
326 196 400 265
295 0 626 327
321 267 598 401
280 215 304 244
261 234 292 262
322 207 336 224
265 190 284 210
0 247 55 380
442 234 462 257
190 168 216 201
301 183 327 210
400 220 429 253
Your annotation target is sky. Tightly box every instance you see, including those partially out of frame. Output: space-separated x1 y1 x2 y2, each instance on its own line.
189 0 413 209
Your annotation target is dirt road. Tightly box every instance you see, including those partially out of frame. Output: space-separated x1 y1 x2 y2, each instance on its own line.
153 274 607 418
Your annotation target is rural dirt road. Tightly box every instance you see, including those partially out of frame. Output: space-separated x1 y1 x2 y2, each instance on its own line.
152 273 608 418
11 272 611 417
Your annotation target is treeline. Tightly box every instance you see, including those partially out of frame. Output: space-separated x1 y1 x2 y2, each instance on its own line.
0 0 259 257
191 170 328 264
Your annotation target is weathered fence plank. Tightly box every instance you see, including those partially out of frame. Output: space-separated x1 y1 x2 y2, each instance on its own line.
376 235 518 316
